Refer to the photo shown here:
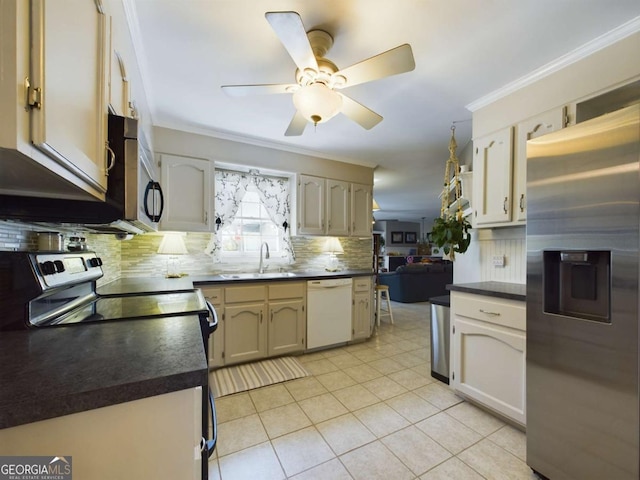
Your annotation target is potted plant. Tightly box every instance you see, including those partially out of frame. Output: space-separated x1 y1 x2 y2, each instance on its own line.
430 215 472 260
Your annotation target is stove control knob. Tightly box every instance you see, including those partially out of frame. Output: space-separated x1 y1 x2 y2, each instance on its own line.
88 257 102 268
53 260 65 273
39 261 56 275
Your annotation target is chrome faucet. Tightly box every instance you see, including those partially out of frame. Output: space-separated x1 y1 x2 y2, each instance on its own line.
259 242 270 274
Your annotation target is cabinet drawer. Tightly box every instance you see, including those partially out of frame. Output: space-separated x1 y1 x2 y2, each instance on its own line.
353 277 372 292
268 282 305 300
201 287 223 304
451 292 525 330
225 285 266 303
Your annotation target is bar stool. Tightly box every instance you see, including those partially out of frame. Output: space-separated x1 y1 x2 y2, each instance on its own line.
376 285 394 326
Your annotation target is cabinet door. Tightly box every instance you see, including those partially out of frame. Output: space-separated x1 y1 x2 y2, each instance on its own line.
473 127 513 226
30 0 110 196
297 175 325 235
224 303 267 365
351 183 373 236
160 154 213 231
452 316 526 425
268 299 305 356
513 108 566 222
352 291 371 340
326 179 350 236
202 287 224 368
0 388 202 480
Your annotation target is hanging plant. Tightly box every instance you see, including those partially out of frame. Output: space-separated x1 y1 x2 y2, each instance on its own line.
430 124 472 260
430 216 471 259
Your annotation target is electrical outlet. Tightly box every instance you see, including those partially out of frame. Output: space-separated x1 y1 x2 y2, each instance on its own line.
492 255 505 267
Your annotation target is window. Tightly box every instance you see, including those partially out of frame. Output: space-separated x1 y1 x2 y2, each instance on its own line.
219 187 282 256
209 168 294 264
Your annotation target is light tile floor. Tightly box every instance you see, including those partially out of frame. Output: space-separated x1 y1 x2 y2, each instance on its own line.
209 301 537 480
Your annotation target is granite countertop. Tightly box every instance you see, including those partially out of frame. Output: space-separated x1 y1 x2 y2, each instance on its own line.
0 315 207 429
447 281 526 301
97 277 196 296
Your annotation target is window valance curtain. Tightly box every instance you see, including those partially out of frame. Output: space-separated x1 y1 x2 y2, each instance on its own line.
207 170 294 263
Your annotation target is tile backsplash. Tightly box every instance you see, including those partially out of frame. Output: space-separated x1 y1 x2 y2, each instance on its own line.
1 221 373 282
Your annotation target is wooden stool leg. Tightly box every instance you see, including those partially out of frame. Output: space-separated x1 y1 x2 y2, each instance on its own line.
376 289 382 327
385 291 394 324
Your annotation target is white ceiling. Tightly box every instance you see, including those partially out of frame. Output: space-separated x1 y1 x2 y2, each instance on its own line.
127 0 640 223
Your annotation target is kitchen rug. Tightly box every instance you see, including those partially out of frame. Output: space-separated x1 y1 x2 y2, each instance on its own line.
210 356 309 397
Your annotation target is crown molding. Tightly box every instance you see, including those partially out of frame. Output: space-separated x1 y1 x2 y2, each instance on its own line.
466 16 640 112
154 119 378 169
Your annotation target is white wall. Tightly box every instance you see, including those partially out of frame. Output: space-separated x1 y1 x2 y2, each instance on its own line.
153 126 373 185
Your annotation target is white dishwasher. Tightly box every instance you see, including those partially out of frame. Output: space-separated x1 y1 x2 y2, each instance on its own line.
307 278 353 349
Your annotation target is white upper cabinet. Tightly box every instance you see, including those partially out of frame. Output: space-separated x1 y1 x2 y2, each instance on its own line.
297 174 372 237
473 106 567 228
326 179 350 236
513 107 566 222
0 0 111 200
160 154 214 232
474 127 514 226
351 183 373 236
30 0 110 196
297 175 326 235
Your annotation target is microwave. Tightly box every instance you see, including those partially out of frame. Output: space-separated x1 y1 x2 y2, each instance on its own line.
0 114 164 234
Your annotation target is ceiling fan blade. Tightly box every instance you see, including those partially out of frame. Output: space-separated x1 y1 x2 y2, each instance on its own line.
335 44 415 89
339 94 383 130
285 110 307 136
221 84 296 96
265 11 319 73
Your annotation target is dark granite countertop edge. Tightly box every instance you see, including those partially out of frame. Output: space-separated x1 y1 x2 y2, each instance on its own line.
0 368 207 430
447 281 526 301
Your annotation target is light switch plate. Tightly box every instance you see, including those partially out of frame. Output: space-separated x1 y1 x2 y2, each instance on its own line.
492 255 505 267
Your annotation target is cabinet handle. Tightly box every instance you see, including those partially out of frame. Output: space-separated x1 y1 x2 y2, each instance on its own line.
479 309 501 316
519 194 525 212
260 311 263 323
105 143 116 175
503 197 508 214
270 311 273 322
328 220 331 229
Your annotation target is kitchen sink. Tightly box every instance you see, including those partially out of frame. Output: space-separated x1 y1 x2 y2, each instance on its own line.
219 272 297 280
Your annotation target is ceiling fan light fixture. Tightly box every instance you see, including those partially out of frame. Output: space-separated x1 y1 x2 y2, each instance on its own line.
292 83 342 125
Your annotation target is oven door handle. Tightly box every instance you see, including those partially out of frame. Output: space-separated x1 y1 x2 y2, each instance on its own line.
205 300 219 334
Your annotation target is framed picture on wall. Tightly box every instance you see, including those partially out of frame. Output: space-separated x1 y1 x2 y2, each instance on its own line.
391 231 403 244
405 232 417 244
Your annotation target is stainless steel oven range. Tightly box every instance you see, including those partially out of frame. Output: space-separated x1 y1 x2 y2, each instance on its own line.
0 250 217 478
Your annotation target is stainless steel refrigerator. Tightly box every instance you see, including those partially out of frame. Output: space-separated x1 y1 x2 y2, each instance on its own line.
526 103 639 480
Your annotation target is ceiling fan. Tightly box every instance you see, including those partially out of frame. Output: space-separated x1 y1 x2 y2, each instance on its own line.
221 11 416 136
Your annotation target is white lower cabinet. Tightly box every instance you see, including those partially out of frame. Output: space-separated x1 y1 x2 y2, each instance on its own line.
0 388 202 480
206 281 306 367
352 276 374 340
224 302 267 364
450 291 526 426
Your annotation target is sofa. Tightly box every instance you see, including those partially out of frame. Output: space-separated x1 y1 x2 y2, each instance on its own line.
378 262 453 303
